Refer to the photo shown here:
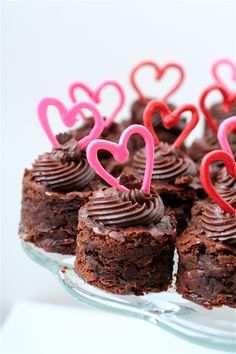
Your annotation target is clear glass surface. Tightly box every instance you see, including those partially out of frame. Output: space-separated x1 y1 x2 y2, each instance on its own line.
21 240 236 351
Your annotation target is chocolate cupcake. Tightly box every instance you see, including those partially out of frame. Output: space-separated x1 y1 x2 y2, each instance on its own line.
176 199 236 308
20 139 103 254
124 142 201 233
74 182 177 295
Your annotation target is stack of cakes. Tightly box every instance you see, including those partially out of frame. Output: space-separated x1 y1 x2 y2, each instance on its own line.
19 62 236 309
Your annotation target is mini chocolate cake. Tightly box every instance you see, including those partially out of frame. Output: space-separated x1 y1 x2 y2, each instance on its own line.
176 199 236 308
130 99 186 149
20 139 103 254
123 142 201 233
57 118 132 175
74 180 177 295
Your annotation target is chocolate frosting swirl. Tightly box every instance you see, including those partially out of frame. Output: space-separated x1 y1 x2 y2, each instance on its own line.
86 187 164 227
31 139 95 192
133 142 197 183
200 202 236 245
215 167 236 202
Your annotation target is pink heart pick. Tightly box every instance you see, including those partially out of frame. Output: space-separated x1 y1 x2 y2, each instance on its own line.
37 98 104 149
199 84 236 134
68 80 125 129
87 125 154 193
218 116 236 157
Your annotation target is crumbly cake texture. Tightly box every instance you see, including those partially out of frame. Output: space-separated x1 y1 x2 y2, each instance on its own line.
75 216 176 295
176 201 236 308
74 178 177 295
20 169 102 254
20 139 104 254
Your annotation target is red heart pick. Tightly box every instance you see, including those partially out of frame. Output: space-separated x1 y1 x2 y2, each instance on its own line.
211 58 236 90
200 150 236 214
143 100 199 149
130 60 185 103
68 80 125 128
199 84 236 134
37 98 104 149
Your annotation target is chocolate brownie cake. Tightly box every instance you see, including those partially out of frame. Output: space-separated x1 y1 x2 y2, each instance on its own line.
123 142 201 233
74 178 177 295
130 99 186 149
176 199 236 308
20 139 103 254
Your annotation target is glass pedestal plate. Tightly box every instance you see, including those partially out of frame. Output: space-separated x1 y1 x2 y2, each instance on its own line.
22 240 236 352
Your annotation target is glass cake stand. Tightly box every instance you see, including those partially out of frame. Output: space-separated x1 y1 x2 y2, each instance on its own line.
21 240 236 351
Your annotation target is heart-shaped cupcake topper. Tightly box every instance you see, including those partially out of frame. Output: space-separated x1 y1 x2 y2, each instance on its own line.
143 100 199 149
199 84 236 134
68 80 125 129
87 125 154 193
37 98 104 149
200 150 236 214
211 58 236 89
218 116 236 156
130 60 185 103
